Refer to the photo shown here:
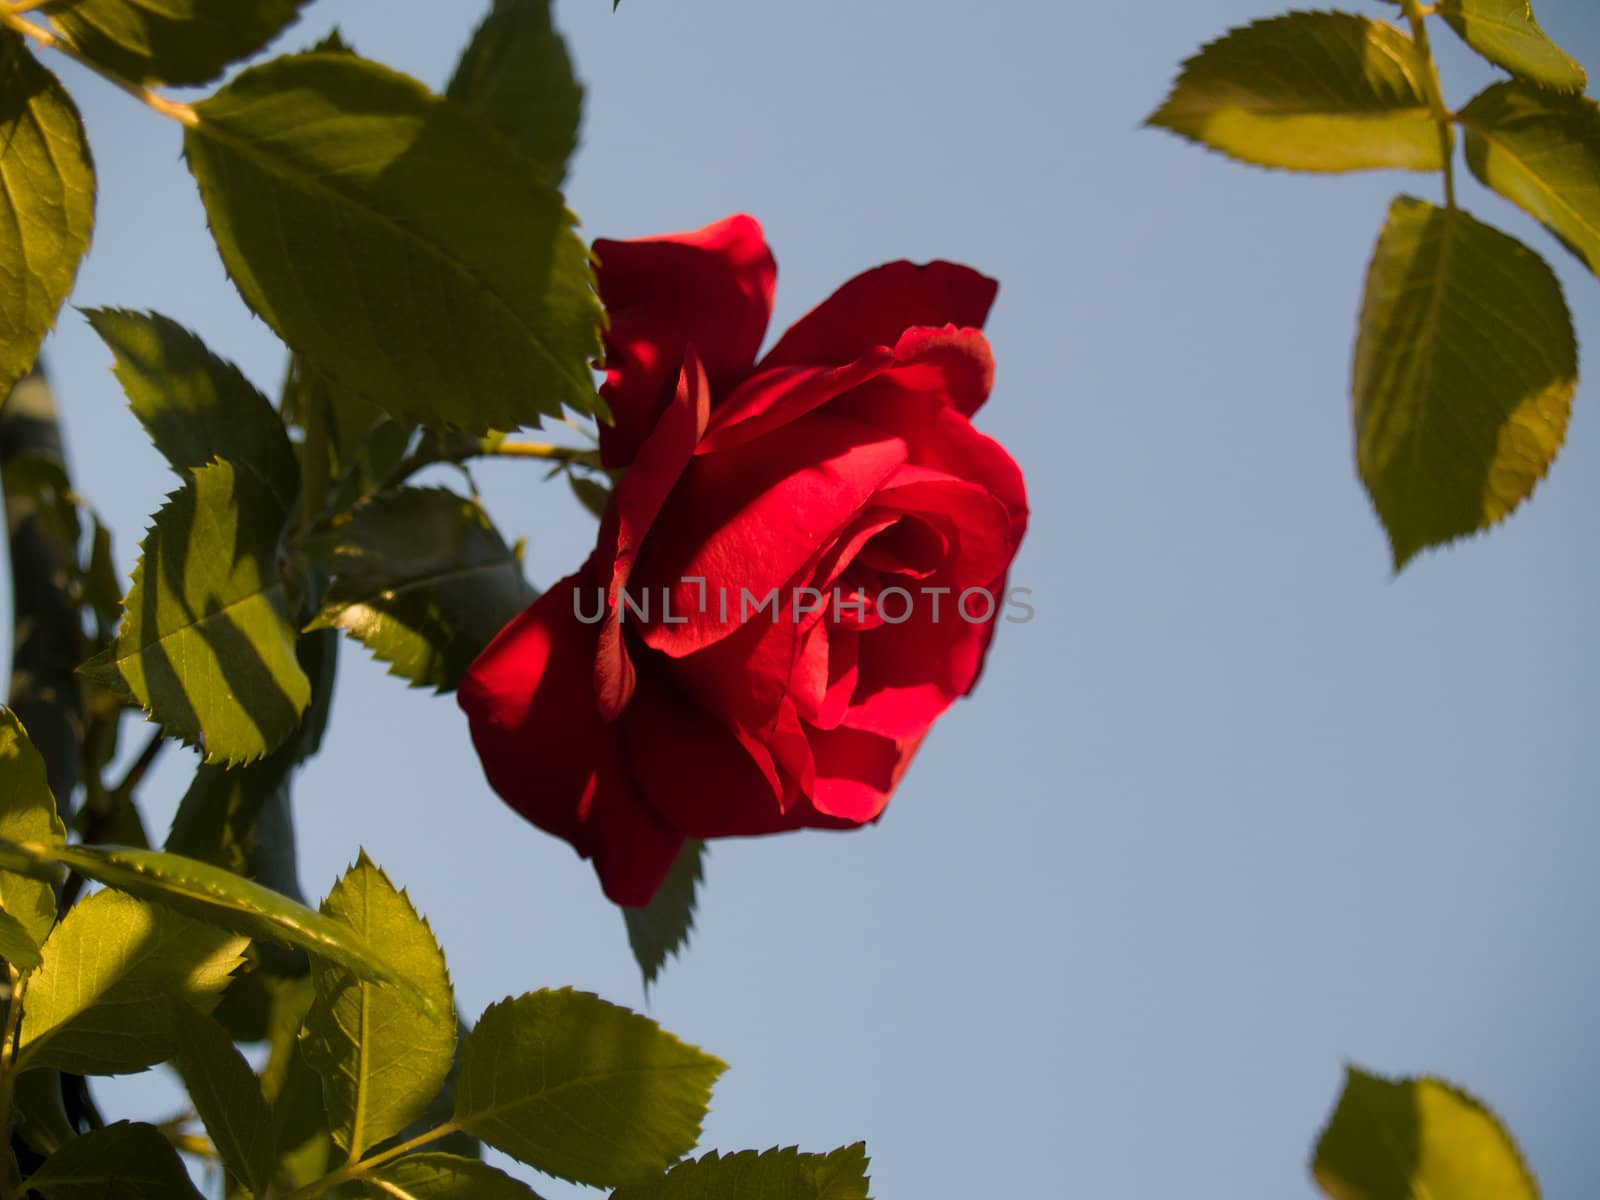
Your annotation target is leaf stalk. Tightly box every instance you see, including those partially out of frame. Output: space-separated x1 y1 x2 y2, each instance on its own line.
1397 0 1457 208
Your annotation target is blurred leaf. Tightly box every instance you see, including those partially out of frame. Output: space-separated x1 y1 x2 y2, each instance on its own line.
1147 13 1443 172
86 309 299 508
1460 82 1600 275
1354 196 1575 568
303 853 456 1158
612 1144 873 1200
1312 1066 1538 1199
623 839 703 990
308 488 535 691
185 53 603 433
0 838 428 1010
0 905 41 972
1439 0 1585 92
81 459 310 766
333 1153 543 1199
0 34 95 399
24 1121 205 1198
39 0 310 86
447 0 584 184
0 709 67 946
173 1009 274 1195
267 989 332 1189
568 472 611 520
11 1070 75 1155
0 456 81 566
18 888 247 1075
454 988 725 1187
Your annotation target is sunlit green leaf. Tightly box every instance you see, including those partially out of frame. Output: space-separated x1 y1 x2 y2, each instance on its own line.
24 1121 205 1199
333 1153 544 1199
1439 0 1585 92
1147 13 1443 173
82 459 309 765
0 838 428 1011
612 1144 873 1200
624 839 704 990
1460 82 1600 276
185 52 603 433
40 0 310 86
0 905 41 973
303 853 456 1158
0 708 68 946
454 988 724 1187
308 488 535 692
18 889 246 1075
1312 1066 1538 1199
447 0 584 184
86 309 299 507
174 1009 274 1194
0 33 95 399
1354 196 1575 567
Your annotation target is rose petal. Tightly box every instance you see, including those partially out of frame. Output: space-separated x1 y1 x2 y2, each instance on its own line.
595 214 776 466
759 259 997 372
808 726 920 824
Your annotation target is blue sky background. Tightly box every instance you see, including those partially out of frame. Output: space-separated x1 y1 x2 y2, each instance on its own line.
4 0 1598 1195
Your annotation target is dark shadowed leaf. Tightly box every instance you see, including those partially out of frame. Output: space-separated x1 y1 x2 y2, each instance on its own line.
624 839 704 990
0 906 41 973
448 0 584 183
184 53 603 433
40 0 311 86
1354 196 1575 568
11 1070 75 1156
1312 1066 1538 1199
333 1154 545 1199
18 889 246 1075
303 854 456 1158
1148 13 1443 172
81 459 309 765
173 1009 274 1195
1460 82 1600 275
309 488 535 691
0 709 69 946
0 33 95 399
86 309 298 506
1439 0 1585 92
24 1121 204 1198
454 988 724 1187
612 1144 873 1200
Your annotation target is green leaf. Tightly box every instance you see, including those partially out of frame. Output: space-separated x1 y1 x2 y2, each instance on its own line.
302 853 456 1158
1460 82 1600 276
40 0 311 87
0 905 42 973
453 988 725 1187
568 472 611 520
173 1009 274 1194
447 0 584 184
11 1070 75 1156
334 1154 545 1199
0 709 68 946
82 459 310 765
1439 0 1586 92
0 33 95 399
612 1144 873 1200
262 975 335 1187
184 52 604 433
1147 13 1444 173
1354 197 1575 568
1312 1066 1538 1199
85 309 299 507
18 888 246 1075
24 1121 205 1199
0 838 429 1011
623 839 704 990
308 488 535 692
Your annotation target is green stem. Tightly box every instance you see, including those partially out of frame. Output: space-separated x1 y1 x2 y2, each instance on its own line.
488 439 603 468
0 967 28 1199
282 1121 462 1200
1397 0 1456 209
0 3 197 126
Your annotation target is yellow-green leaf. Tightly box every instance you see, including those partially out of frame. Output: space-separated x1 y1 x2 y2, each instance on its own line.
1439 0 1586 92
1312 1066 1538 1199
1353 197 1575 568
0 709 67 947
1148 13 1443 173
1460 82 1600 276
40 0 310 86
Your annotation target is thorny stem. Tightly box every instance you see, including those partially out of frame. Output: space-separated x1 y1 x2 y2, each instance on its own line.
1397 0 1457 209
0 4 197 127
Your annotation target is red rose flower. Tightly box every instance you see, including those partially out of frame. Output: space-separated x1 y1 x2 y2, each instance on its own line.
458 215 1028 906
